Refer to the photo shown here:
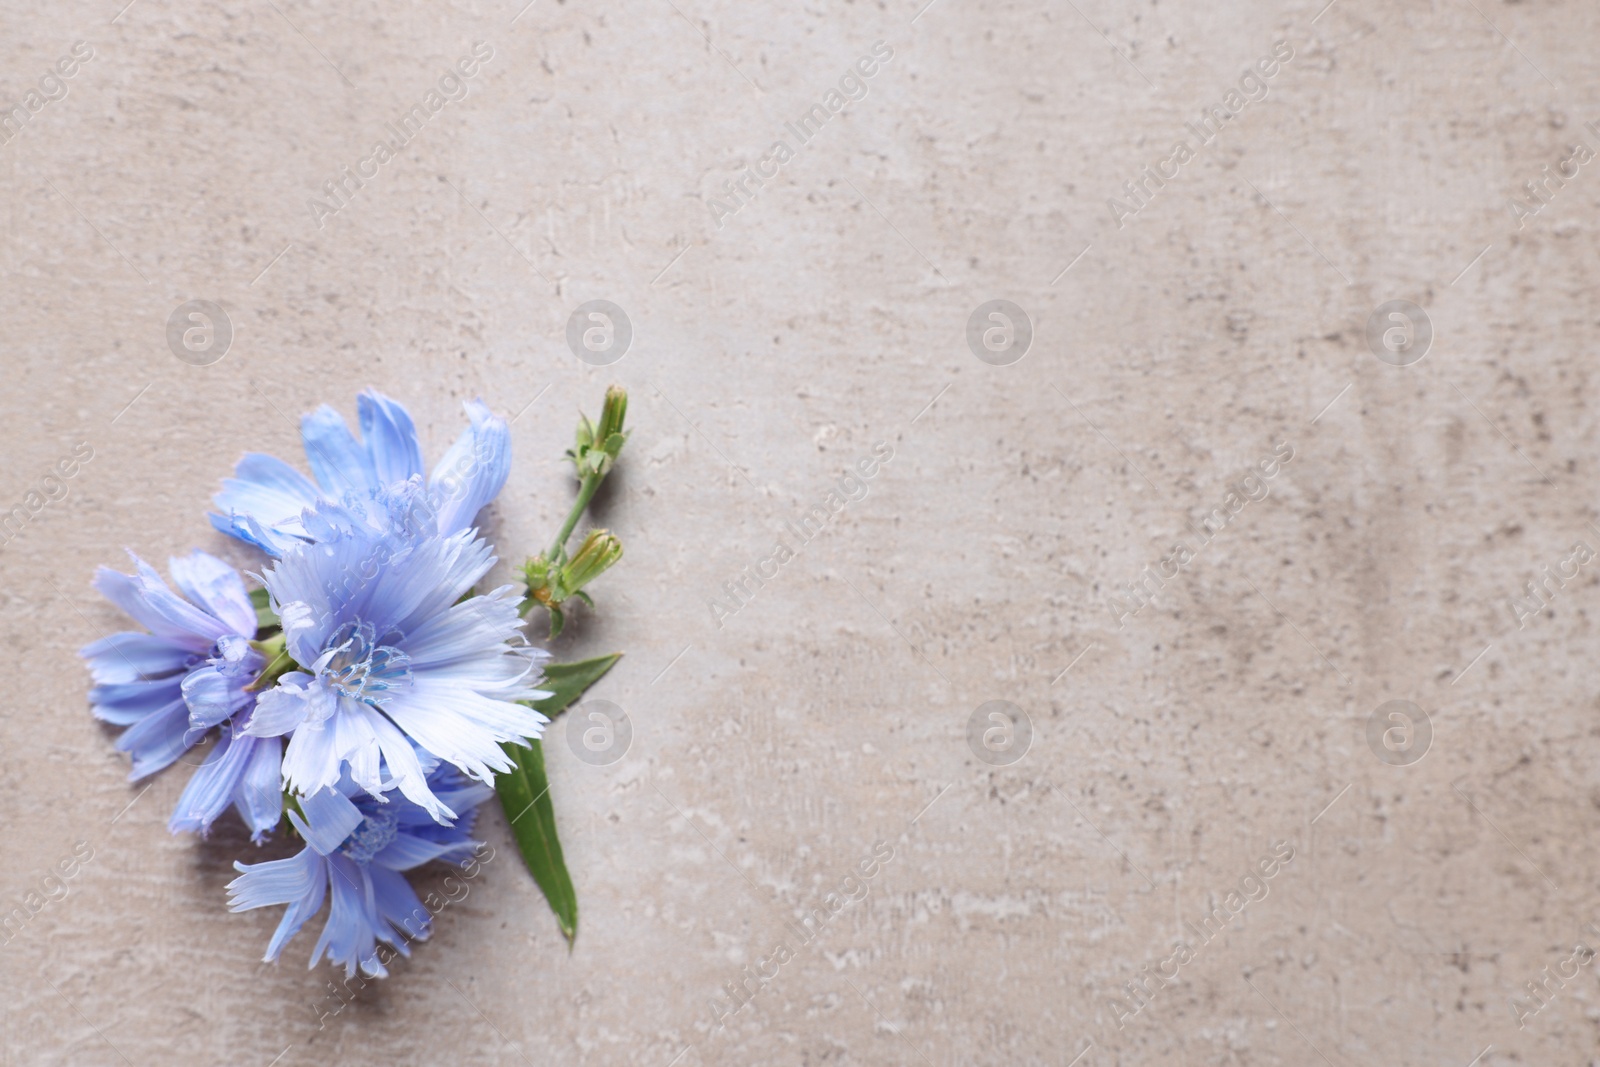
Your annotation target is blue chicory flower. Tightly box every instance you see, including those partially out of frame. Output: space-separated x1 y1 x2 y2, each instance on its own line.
209 391 510 558
80 551 283 841
242 522 549 822
227 764 492 978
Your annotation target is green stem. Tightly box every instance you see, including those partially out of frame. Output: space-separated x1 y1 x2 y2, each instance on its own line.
246 633 294 692
549 473 603 561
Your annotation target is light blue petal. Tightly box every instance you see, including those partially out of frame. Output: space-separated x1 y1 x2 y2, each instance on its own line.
260 534 389 661
89 677 186 725
113 699 195 779
350 710 451 825
169 730 252 835
418 783 495 825
80 632 194 684
280 703 454 826
401 586 528 674
296 497 374 544
410 746 442 777
372 830 476 872
212 452 320 533
228 846 321 909
209 510 302 558
382 679 545 789
166 550 256 638
368 863 428 947
388 767 492 836
294 787 364 857
232 734 284 842
360 704 453 824
301 405 377 498
213 634 261 678
358 391 424 486
228 847 328 963
243 674 321 737
376 531 497 640
122 558 236 645
271 526 491 655
428 400 510 536
181 666 247 732
310 855 384 978
92 565 215 651
272 866 329 963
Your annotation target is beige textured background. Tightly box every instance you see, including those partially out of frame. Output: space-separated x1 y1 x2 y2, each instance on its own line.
2 0 1598 1063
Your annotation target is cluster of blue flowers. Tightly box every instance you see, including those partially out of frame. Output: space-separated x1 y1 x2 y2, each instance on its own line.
82 391 549 978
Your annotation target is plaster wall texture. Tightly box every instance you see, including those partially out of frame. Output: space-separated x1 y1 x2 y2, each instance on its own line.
1 0 1598 1064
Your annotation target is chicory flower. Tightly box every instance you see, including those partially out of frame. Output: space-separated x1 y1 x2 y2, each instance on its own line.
210 390 510 558
81 551 282 840
244 523 549 822
227 764 492 977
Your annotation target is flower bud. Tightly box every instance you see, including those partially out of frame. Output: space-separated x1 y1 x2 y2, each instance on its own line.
567 386 630 478
595 385 628 449
522 555 556 607
562 529 624 595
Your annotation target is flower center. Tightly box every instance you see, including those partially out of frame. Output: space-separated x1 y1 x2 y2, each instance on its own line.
320 620 411 707
342 806 400 865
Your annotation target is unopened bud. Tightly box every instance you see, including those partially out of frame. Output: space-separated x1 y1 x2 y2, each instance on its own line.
595 385 628 447
522 555 556 609
562 529 624 595
568 385 630 478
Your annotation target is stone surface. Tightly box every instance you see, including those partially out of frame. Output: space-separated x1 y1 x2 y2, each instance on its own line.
2 0 1598 1064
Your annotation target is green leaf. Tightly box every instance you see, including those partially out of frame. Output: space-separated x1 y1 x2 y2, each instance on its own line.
497 741 574 944
248 587 280 633
496 653 622 946
529 654 621 719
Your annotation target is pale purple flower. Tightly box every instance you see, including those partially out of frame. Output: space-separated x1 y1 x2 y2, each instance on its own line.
228 764 491 977
210 390 510 558
244 523 548 822
81 551 282 840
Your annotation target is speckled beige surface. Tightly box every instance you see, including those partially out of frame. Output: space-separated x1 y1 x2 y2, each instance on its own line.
3 1 1599 1064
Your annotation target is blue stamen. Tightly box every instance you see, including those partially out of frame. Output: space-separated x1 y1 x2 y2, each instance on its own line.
321 620 412 707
